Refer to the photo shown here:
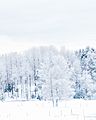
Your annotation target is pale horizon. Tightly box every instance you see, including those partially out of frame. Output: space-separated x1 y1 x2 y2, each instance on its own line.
0 36 96 54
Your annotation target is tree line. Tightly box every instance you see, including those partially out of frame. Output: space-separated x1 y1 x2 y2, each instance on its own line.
0 46 96 101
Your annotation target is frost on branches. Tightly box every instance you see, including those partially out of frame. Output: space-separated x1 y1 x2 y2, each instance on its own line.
0 46 96 101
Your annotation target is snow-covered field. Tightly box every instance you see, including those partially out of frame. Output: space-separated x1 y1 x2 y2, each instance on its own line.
0 100 96 120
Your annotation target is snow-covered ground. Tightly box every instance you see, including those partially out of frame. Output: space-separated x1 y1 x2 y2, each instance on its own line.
0 100 96 120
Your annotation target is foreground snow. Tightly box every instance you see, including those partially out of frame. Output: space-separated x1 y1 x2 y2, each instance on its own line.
0 100 96 120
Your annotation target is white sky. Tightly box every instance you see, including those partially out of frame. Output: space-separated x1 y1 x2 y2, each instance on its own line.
0 0 96 53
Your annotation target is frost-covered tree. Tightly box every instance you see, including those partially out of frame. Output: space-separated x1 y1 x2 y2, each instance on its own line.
77 47 96 99
41 51 75 101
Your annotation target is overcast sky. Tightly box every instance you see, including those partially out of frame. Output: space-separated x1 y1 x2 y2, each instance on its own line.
0 0 96 53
